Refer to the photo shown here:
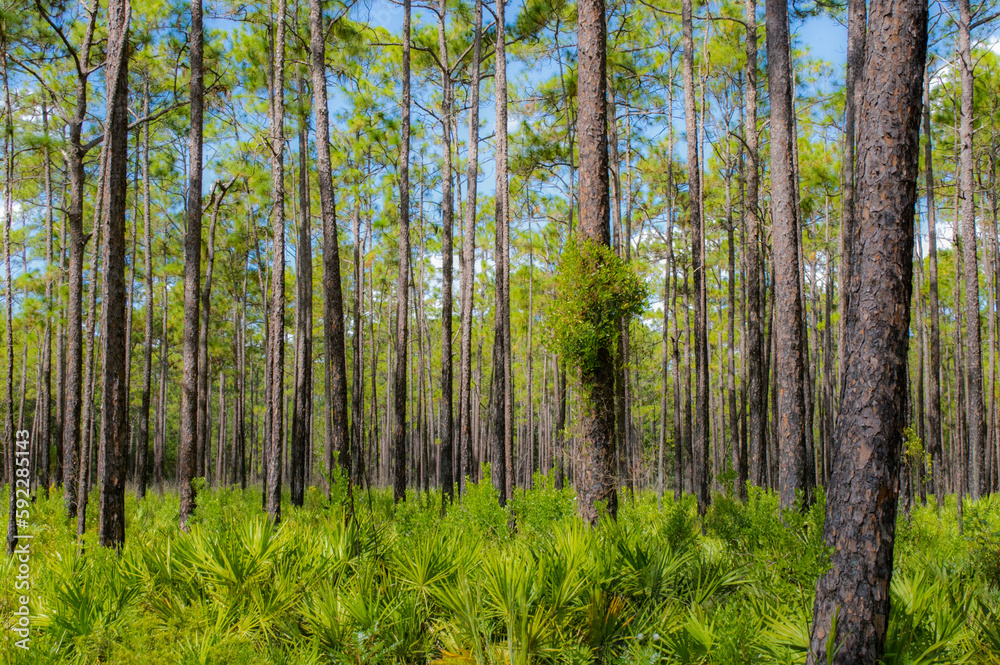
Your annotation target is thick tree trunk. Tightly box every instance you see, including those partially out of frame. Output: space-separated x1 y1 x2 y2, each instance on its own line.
96 0 130 549
489 0 512 506
765 0 808 511
179 0 205 529
681 0 709 517
309 0 349 500
392 0 412 504
576 0 617 525
458 0 482 495
266 0 287 524
806 0 927 659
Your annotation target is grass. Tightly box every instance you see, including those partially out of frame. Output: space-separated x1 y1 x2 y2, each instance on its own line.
1 470 998 664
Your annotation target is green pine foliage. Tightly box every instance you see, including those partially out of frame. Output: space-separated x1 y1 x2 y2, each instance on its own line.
2 482 998 664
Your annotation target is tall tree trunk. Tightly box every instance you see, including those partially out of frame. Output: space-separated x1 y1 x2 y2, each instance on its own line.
179 0 205 529
490 0 511 506
806 0 927 658
291 70 312 507
137 109 153 496
438 0 455 508
96 0 130 549
266 0 287 524
838 0 866 392
766 0 807 511
458 0 482 495
63 0 101 520
923 64 944 499
40 100 54 496
576 0 617 525
2 43 18 554
392 0 412 504
77 149 107 538
682 0 709 517
958 0 985 499
309 0 349 501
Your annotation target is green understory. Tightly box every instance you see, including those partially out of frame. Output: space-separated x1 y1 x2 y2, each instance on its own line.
2 474 999 665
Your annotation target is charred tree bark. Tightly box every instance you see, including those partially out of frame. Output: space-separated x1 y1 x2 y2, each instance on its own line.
291 70 312 507
96 0 130 549
806 0 927 659
62 0 101 520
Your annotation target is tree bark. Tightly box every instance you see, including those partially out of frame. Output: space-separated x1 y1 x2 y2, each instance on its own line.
2 42 18 554
62 0 101 520
922 64 944 498
839 0 866 393
266 0 287 524
96 0 130 549
682 0 709 517
438 0 455 508
291 70 312 507
806 0 927 658
179 0 205 529
490 0 511 506
392 0 412 504
458 0 482 495
765 0 808 511
958 0 985 499
576 0 617 525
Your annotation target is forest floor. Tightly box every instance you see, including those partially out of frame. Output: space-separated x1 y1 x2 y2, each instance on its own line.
1 473 999 664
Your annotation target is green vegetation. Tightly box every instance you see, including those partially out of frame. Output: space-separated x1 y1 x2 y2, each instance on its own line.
3 480 999 664
548 238 649 374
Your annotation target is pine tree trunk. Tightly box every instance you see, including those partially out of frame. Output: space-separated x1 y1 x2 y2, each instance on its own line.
136 83 152 499
838 0 866 393
958 0 985 499
179 0 204 529
806 0 927 657
96 0 130 548
77 148 108 537
3 46 18 554
575 0 617 525
62 0 100 520
458 0 482 495
265 0 287 524
923 65 944 499
766 0 808 511
40 100 54 496
680 0 708 516
291 70 312 507
438 0 455 508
